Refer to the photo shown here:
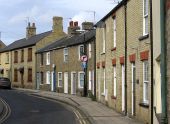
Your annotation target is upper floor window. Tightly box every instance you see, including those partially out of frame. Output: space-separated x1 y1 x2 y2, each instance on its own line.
88 43 92 59
46 52 50 65
14 51 18 63
6 53 9 63
113 17 116 48
143 61 149 104
21 49 24 62
40 53 43 66
28 48 32 62
79 45 84 60
143 0 149 35
64 48 68 62
102 28 106 53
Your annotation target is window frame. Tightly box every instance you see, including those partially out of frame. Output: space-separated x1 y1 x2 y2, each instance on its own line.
58 72 62 87
40 53 43 66
21 49 24 62
46 71 51 84
64 48 68 62
113 17 116 48
78 71 84 88
28 68 32 82
14 51 18 63
46 52 50 65
78 45 84 60
6 52 9 64
88 43 92 59
143 0 149 35
143 61 149 104
27 48 32 62
113 66 116 97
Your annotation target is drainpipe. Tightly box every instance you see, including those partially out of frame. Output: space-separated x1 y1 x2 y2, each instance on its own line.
149 0 153 123
94 32 96 98
160 0 168 123
124 1 127 116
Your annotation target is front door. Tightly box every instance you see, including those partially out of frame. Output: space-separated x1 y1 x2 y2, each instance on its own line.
71 72 76 94
122 65 125 112
132 63 136 116
64 72 68 94
51 71 54 91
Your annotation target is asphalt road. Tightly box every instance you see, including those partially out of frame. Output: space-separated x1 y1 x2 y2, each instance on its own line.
0 89 78 124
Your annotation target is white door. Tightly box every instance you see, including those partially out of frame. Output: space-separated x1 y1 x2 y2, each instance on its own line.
132 63 136 116
64 72 68 94
51 71 54 91
71 72 76 94
122 65 125 112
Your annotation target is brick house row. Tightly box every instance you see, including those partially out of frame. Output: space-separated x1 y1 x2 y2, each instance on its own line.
95 0 151 123
0 16 66 89
35 22 95 96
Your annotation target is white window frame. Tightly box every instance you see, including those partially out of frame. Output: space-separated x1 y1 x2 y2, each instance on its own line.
102 68 106 95
143 0 149 35
64 48 68 62
88 43 92 59
58 72 62 87
113 66 116 97
6 53 9 63
46 71 50 84
46 52 50 65
102 28 106 53
143 61 149 104
88 70 92 90
78 45 84 60
113 17 116 48
78 71 84 88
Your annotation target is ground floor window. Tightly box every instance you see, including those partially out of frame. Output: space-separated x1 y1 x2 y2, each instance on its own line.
143 61 149 104
14 68 18 82
58 72 62 87
78 72 84 88
46 71 50 84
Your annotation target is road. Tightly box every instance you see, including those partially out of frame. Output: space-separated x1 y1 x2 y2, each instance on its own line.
0 89 78 124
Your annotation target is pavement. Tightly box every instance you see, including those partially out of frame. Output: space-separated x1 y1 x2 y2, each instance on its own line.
14 88 143 124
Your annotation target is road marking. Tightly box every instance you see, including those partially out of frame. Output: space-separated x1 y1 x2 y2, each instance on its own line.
0 98 11 123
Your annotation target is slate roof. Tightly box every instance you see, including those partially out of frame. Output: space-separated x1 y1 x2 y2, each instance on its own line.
36 29 96 53
94 0 128 27
0 31 52 53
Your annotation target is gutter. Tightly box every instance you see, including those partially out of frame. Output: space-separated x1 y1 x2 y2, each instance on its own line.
160 0 168 123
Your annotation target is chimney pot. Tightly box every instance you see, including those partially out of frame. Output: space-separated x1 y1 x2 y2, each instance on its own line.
69 21 73 27
74 21 78 27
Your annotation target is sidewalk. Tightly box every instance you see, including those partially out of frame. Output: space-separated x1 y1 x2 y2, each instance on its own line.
15 88 143 124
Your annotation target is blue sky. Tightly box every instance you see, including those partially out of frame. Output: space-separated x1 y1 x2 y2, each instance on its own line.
0 0 120 45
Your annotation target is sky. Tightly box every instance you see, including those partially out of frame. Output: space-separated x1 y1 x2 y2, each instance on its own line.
0 0 120 45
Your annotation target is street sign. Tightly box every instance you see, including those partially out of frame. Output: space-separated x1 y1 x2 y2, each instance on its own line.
80 55 88 62
81 62 87 69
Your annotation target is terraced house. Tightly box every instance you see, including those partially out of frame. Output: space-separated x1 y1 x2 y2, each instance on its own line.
95 0 151 123
0 16 66 89
36 22 95 96
0 40 7 77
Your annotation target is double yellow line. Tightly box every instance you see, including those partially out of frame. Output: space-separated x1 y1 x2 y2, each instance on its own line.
0 98 11 123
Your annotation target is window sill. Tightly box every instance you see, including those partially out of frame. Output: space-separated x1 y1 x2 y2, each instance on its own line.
100 52 105 55
138 34 149 41
46 64 50 66
139 102 149 108
111 47 116 51
5 62 9 64
101 93 105 96
111 95 117 99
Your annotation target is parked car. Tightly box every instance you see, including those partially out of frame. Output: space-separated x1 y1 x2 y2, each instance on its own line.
0 77 11 89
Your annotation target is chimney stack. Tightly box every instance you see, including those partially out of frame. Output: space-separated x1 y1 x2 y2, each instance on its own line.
26 22 36 39
82 22 94 30
67 21 80 35
52 16 63 33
